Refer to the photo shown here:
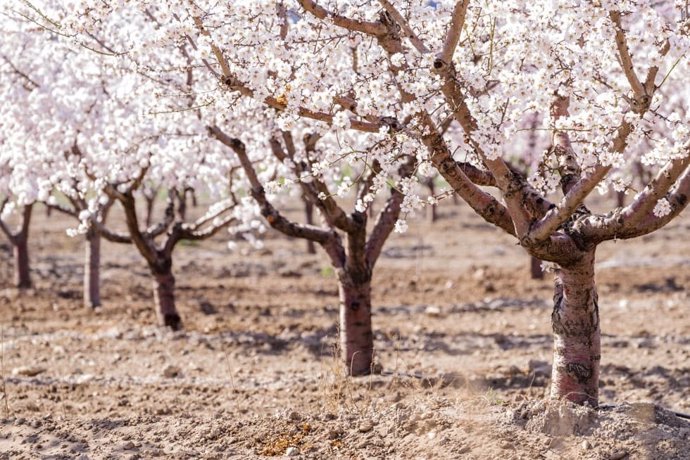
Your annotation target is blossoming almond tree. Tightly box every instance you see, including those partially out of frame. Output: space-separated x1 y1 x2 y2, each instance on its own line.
209 123 417 375
104 181 240 330
2 2 243 327
30 1 690 404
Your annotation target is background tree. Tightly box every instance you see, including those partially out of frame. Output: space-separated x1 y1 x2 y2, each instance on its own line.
210 124 417 375
1 2 246 325
0 199 34 289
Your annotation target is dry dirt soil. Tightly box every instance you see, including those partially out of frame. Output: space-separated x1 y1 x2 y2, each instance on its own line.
0 198 689 459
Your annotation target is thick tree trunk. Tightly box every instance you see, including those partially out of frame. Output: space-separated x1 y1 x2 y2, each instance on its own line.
338 274 374 376
550 250 600 406
530 256 545 280
152 269 182 331
14 236 31 289
84 230 101 309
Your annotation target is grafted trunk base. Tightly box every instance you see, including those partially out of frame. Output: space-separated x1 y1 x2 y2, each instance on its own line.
339 276 374 376
153 271 182 331
550 251 601 406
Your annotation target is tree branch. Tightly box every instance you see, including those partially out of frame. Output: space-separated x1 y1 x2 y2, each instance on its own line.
609 11 645 100
582 165 690 241
365 156 414 265
118 193 157 265
96 222 132 244
146 190 175 238
377 0 429 53
46 201 79 218
208 125 336 244
439 1 470 64
297 0 387 36
420 116 516 236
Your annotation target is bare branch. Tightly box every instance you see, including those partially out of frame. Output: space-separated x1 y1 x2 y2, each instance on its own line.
420 115 516 236
277 2 290 40
19 204 33 239
643 40 671 94
179 214 236 241
146 191 175 238
208 125 335 244
0 53 40 89
96 223 132 244
620 154 690 227
550 96 581 193
46 201 78 218
189 201 236 231
301 133 358 233
528 165 610 242
365 156 414 265
118 193 157 265
191 16 242 93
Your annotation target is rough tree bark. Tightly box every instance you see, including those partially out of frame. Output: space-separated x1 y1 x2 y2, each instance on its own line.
151 263 181 331
550 250 600 406
337 271 374 375
84 228 102 308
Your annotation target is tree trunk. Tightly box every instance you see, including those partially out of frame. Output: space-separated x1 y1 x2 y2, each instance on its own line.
530 256 545 280
14 236 31 289
550 250 600 406
338 274 374 376
616 190 625 208
304 200 317 255
426 178 438 223
152 269 182 331
84 230 102 309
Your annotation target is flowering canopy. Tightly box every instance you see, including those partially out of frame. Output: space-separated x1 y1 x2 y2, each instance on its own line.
2 0 688 251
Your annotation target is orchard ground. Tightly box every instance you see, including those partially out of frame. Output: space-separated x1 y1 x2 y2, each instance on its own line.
1 198 689 459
